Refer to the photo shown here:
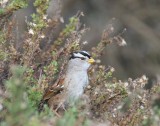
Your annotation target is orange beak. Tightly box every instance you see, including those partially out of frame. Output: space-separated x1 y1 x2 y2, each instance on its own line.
88 58 95 64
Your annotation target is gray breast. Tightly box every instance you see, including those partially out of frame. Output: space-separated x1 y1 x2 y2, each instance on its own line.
65 70 89 103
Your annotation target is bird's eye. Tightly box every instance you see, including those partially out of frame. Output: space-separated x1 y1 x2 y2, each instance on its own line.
80 57 85 60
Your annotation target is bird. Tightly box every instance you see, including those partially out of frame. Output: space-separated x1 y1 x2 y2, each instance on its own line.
38 50 95 113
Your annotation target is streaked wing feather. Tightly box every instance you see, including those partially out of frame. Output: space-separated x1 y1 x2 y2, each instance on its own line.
42 75 65 101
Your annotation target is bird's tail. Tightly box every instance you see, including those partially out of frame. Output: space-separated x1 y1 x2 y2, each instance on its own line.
38 99 48 112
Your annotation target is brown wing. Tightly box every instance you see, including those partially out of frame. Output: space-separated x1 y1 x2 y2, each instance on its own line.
38 75 65 112
43 76 65 100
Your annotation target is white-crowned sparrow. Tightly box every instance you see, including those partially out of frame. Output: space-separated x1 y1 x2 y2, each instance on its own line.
38 51 95 112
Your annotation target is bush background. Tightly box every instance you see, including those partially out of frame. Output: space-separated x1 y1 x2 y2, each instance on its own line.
0 0 160 126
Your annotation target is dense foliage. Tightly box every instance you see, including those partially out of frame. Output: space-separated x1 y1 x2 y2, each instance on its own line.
0 0 160 126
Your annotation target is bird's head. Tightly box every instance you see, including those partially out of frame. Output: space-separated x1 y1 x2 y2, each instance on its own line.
69 51 95 70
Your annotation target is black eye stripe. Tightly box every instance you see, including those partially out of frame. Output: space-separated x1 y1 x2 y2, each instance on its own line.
69 54 75 60
69 51 91 60
80 57 85 60
69 56 86 60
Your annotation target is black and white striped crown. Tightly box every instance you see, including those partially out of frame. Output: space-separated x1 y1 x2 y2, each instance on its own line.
69 51 91 60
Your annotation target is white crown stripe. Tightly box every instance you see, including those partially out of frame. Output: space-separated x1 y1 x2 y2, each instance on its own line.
74 53 86 58
81 51 90 55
